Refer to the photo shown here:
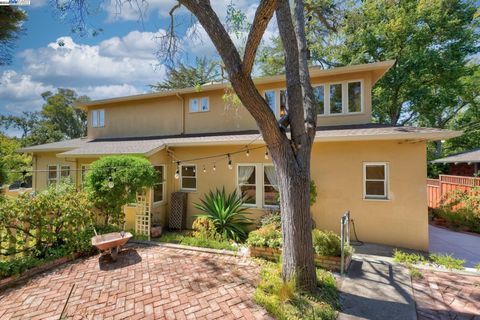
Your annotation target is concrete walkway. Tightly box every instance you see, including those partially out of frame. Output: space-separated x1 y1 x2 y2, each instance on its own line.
429 225 480 268
338 253 417 320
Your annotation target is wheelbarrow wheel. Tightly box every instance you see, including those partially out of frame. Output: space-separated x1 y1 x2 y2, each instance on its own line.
111 247 119 261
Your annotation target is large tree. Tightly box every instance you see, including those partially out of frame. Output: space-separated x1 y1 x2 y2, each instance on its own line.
1 88 89 146
0 6 27 65
56 0 319 291
150 57 222 91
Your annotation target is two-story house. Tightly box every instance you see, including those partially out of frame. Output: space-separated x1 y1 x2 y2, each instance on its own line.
19 60 461 250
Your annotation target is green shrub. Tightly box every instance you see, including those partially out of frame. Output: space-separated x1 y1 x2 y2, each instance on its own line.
192 217 223 240
312 230 350 257
86 156 157 225
247 224 283 248
434 188 480 233
194 188 253 242
393 250 427 265
157 232 237 251
254 261 338 320
260 210 281 229
475 263 480 271
429 253 465 270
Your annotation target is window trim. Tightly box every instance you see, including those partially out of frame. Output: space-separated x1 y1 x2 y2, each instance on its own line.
47 164 71 186
346 80 363 114
153 165 167 205
263 90 278 117
189 97 210 113
80 164 89 187
363 162 389 200
236 164 280 209
180 164 197 191
317 79 364 117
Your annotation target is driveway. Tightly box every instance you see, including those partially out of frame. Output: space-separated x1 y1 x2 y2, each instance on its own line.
429 225 480 268
0 244 271 320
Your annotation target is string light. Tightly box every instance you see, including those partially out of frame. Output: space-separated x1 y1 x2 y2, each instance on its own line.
203 165 206 173
246 149 250 157
108 176 114 189
265 149 269 160
227 154 233 170
213 163 216 171
174 162 180 179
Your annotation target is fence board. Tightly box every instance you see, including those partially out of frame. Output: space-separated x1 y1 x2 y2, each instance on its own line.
427 174 480 209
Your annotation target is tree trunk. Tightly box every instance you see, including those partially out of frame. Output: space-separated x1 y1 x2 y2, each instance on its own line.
271 145 316 291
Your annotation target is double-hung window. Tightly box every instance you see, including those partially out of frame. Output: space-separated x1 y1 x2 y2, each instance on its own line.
364 163 388 200
80 165 89 187
91 109 105 128
238 165 256 205
264 90 277 116
153 165 166 203
47 164 71 186
180 165 197 190
313 85 325 115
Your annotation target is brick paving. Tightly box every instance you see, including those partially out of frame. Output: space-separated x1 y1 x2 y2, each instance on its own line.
412 270 480 319
0 245 272 319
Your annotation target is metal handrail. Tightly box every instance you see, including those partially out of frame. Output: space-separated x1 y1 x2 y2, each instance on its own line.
340 210 350 276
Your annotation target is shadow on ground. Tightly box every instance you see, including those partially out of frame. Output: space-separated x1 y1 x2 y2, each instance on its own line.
98 248 142 271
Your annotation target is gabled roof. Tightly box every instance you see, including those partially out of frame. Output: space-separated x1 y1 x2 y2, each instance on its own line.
17 124 461 158
17 138 91 153
432 148 480 164
77 60 396 109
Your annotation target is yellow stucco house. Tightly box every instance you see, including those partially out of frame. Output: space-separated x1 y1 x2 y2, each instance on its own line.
19 60 461 250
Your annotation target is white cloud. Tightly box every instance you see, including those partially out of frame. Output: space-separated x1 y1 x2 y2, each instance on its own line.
103 0 181 22
20 31 166 87
0 70 53 102
79 84 144 100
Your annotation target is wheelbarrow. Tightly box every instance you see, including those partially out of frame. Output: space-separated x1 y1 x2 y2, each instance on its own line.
91 230 132 261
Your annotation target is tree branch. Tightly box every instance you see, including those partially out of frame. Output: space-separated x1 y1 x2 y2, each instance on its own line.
242 0 277 75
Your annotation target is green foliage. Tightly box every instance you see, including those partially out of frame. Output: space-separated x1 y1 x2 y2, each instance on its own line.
433 187 480 233
429 253 465 270
260 210 282 229
393 250 427 265
0 182 94 256
191 217 223 241
85 156 156 225
0 6 27 65
410 267 424 280
309 180 318 207
254 261 339 320
312 230 350 257
0 89 89 146
150 57 221 91
194 188 253 242
0 134 31 184
475 263 480 271
247 224 283 249
157 232 237 251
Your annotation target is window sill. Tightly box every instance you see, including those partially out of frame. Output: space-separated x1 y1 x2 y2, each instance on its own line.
363 197 390 202
318 112 364 118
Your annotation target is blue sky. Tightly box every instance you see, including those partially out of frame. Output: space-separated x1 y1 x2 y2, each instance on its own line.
0 0 267 134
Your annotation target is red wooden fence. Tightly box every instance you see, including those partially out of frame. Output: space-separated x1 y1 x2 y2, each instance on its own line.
427 175 480 208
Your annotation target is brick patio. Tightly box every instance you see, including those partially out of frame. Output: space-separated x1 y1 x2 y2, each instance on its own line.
0 245 272 320
412 270 480 319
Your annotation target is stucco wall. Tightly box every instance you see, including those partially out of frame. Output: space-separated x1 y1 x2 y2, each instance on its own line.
85 70 375 139
32 139 428 250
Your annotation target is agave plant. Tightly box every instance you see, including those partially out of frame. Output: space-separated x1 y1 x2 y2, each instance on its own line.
194 188 253 242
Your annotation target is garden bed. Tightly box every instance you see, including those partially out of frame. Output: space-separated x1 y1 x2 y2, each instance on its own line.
249 246 352 272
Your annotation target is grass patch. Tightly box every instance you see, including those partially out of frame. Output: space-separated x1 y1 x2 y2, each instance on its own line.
393 250 466 271
393 249 427 265
156 232 238 251
429 253 465 270
409 267 423 279
254 261 339 320
475 263 480 272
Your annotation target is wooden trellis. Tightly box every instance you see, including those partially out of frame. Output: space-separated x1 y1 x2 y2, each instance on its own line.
135 192 151 240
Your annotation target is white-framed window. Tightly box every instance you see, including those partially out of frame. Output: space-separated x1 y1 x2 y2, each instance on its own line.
47 164 71 186
329 83 343 114
189 97 209 112
237 165 257 206
348 81 362 113
180 164 197 190
237 164 279 208
313 85 325 115
91 109 105 128
80 164 89 187
263 165 279 207
153 165 166 203
363 162 388 200
279 89 288 117
264 90 277 116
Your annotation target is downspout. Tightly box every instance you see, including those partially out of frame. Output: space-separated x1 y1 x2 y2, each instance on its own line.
176 93 185 134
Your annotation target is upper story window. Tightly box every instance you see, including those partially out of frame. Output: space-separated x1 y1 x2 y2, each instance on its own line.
279 90 288 117
348 82 362 113
363 162 388 200
329 83 343 114
91 109 105 128
313 85 325 115
190 97 209 112
264 90 276 115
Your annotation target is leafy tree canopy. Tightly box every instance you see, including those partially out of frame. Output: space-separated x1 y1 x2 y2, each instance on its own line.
0 134 31 185
150 57 222 91
1 88 90 146
85 156 157 225
0 6 27 65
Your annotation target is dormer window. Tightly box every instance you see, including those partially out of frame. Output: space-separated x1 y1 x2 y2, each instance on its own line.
313 85 325 115
329 83 343 114
264 90 276 115
190 97 209 112
318 80 363 116
91 109 105 128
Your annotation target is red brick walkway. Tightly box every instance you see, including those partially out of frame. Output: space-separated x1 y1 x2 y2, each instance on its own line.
0 245 271 319
412 270 480 319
